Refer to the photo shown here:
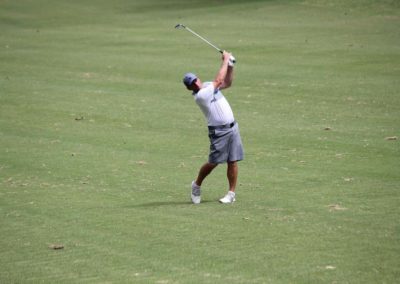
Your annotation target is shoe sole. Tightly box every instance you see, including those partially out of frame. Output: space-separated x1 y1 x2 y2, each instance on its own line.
219 198 236 204
191 194 201 204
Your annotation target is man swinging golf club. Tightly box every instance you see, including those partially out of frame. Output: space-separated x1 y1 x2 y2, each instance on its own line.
183 51 244 204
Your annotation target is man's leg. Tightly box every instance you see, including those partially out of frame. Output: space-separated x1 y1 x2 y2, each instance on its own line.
227 161 238 192
195 162 218 186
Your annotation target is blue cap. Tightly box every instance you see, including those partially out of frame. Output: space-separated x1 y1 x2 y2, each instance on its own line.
183 72 197 87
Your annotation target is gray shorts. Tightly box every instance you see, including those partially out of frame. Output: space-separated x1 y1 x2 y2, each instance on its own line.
208 123 244 164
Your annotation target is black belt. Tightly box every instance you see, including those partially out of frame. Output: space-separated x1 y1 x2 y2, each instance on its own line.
208 121 236 131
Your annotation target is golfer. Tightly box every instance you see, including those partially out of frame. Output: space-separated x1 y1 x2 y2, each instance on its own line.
183 51 244 204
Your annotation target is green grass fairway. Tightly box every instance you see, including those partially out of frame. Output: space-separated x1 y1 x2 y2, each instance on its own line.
1 0 399 283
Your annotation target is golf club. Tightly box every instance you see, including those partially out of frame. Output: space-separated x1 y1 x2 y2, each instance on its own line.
175 24 236 63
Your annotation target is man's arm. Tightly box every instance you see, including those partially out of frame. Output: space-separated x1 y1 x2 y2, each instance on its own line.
213 51 231 89
220 65 233 90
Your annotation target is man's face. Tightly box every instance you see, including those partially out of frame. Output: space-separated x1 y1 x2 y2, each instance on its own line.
188 78 202 92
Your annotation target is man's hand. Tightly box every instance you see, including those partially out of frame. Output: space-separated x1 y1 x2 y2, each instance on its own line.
228 55 235 67
222 51 232 62
222 51 235 67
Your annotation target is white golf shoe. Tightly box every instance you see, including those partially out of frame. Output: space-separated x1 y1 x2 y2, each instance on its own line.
219 191 236 204
191 181 201 204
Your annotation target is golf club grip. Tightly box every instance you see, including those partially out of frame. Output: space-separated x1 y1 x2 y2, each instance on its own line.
219 50 237 63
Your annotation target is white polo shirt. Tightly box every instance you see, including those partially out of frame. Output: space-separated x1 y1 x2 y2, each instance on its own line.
193 82 235 127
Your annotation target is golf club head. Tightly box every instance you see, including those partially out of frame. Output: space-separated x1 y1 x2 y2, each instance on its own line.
174 24 185 29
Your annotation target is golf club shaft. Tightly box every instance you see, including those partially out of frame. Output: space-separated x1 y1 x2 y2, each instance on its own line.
175 24 236 63
183 26 223 53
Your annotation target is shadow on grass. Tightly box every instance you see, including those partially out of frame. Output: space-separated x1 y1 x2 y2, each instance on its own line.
130 200 214 208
